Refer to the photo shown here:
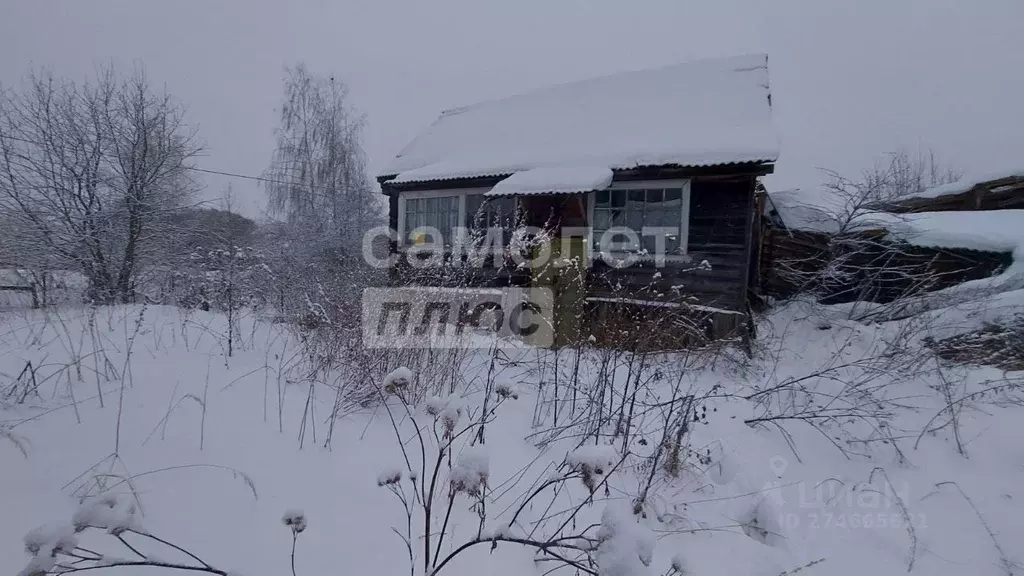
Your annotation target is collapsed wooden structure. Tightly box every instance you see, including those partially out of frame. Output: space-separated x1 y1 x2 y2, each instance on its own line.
759 172 1024 305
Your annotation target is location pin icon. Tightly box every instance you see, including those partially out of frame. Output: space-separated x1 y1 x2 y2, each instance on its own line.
769 455 788 478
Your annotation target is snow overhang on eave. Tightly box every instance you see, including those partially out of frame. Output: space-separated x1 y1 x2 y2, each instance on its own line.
484 165 614 197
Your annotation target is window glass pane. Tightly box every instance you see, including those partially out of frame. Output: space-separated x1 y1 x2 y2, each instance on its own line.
626 209 643 233
611 208 625 227
466 202 482 228
591 186 687 253
495 198 515 227
665 234 680 254
643 234 659 254
645 209 663 228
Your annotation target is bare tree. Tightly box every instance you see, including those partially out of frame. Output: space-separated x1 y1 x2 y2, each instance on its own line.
259 64 384 325
263 63 380 241
0 66 202 304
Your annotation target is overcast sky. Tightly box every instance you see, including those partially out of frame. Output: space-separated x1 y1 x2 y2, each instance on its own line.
2 0 1022 218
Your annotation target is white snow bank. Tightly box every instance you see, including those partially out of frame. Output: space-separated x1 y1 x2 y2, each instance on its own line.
902 167 1024 200
383 54 777 183
485 165 613 197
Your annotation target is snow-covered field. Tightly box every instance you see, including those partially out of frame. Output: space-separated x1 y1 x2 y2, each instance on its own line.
2 298 1023 576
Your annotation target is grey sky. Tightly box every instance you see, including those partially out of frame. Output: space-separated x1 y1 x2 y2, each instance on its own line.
2 0 1022 218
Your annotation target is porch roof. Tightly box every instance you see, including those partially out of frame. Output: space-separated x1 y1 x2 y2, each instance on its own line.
485 165 613 197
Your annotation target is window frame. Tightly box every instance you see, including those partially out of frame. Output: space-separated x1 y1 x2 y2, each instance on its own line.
397 188 492 247
586 179 692 263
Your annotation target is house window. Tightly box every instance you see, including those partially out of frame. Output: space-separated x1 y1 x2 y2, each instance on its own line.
405 196 459 244
593 185 688 254
465 195 517 241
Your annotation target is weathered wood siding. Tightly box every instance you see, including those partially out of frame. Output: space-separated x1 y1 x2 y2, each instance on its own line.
590 176 756 312
759 226 1013 304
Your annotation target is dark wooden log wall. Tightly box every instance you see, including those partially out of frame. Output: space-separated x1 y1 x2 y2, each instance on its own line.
382 171 761 314
760 226 1013 304
591 176 756 312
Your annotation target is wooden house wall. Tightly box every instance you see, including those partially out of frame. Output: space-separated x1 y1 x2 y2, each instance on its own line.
590 176 756 312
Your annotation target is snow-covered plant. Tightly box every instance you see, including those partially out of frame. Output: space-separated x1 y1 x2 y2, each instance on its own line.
17 494 230 576
567 444 618 494
449 447 489 497
594 502 655 576
282 509 307 534
282 509 307 576
375 365 637 576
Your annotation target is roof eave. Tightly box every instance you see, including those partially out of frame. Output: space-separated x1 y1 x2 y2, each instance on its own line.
379 159 776 192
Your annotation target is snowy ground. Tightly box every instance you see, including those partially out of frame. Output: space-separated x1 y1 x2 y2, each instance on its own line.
2 299 1023 576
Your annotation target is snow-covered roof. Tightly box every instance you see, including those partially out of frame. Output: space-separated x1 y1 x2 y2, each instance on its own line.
902 167 1024 200
765 189 847 235
485 165 613 197
766 189 1024 256
881 210 1024 254
381 54 778 184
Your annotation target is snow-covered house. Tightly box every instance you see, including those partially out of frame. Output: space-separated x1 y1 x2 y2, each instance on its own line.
377 54 778 344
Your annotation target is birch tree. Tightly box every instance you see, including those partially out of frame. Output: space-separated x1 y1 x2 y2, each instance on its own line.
263 63 379 243
260 64 383 321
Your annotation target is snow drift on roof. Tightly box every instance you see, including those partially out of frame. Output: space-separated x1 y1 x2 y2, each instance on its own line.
765 188 848 235
881 210 1024 254
486 165 613 197
382 54 778 184
903 167 1024 200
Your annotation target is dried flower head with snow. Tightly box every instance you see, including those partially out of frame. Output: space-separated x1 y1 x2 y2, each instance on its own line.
72 494 141 535
23 525 77 557
567 444 618 493
424 395 448 416
450 447 489 497
670 552 687 574
376 467 403 487
281 509 307 534
495 383 519 400
383 367 413 395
